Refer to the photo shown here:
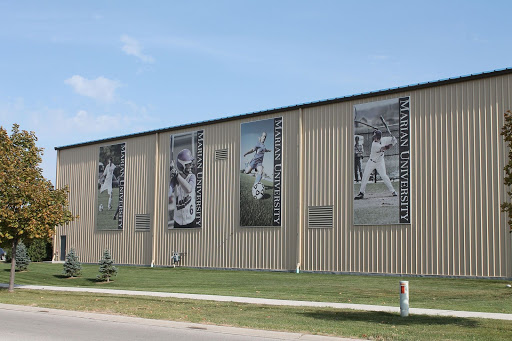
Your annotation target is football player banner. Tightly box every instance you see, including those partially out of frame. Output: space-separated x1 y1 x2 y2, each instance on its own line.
240 117 282 227
353 97 410 225
97 143 125 230
168 130 204 228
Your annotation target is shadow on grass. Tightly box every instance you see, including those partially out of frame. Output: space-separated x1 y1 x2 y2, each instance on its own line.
86 278 116 284
301 310 479 328
51 274 104 283
52 274 68 279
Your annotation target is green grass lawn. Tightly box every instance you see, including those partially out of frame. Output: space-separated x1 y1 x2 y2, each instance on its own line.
1 263 512 340
1 263 511 313
1 289 512 341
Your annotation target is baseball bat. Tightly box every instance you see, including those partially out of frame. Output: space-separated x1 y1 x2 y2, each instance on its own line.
380 116 393 136
354 120 379 130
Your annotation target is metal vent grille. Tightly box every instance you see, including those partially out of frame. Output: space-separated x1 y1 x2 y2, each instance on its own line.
215 148 228 160
135 214 150 231
308 206 333 228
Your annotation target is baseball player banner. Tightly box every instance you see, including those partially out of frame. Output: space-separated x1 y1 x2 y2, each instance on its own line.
168 130 204 228
97 143 125 230
353 97 410 225
240 117 282 227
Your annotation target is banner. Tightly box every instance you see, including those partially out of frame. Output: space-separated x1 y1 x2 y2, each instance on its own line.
240 117 282 227
168 130 204 228
97 143 125 230
353 97 410 225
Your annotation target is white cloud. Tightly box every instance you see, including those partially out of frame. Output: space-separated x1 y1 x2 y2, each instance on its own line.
66 110 127 134
121 35 155 63
0 97 161 185
65 75 121 102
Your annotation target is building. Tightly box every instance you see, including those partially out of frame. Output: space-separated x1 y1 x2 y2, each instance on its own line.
54 68 512 278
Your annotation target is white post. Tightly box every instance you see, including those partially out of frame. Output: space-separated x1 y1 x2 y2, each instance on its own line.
400 281 409 317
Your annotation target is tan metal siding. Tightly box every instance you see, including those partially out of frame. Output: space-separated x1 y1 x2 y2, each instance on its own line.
301 74 512 277
55 72 512 277
55 135 155 265
153 114 299 270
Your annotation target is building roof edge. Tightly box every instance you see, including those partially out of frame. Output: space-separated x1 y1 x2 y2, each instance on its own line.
55 67 512 150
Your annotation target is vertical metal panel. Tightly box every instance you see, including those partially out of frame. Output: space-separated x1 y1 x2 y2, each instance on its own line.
55 72 512 277
153 113 300 270
301 74 512 277
55 135 155 265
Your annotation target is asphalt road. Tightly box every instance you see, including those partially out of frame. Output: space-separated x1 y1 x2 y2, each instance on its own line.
0 303 352 341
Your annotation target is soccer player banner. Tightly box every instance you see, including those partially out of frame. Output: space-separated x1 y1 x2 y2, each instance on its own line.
240 117 282 227
168 130 204 228
97 143 125 230
353 97 410 225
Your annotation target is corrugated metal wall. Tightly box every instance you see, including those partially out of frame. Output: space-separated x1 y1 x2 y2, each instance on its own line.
153 113 300 270
55 72 512 277
55 135 155 265
301 74 512 277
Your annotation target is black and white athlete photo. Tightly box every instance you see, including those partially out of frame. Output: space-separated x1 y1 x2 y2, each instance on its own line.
353 97 410 225
168 131 203 229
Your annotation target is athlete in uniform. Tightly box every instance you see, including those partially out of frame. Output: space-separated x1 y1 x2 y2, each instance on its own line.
169 148 197 228
355 130 397 199
243 132 272 184
100 158 117 210
354 136 364 182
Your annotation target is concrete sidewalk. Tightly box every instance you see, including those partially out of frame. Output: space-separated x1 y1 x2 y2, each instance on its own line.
2 283 512 321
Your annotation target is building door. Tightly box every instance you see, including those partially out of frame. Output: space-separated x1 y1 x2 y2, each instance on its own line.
60 236 66 261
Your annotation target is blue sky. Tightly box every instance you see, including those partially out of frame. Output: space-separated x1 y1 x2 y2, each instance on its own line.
1 0 511 183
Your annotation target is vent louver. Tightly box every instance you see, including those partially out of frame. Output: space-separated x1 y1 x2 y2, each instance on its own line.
135 214 151 231
215 148 228 160
308 206 333 228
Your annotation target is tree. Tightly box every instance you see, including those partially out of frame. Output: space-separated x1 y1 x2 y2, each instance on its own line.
0 124 77 292
27 238 49 262
502 110 512 232
15 242 30 271
63 248 82 278
97 249 117 282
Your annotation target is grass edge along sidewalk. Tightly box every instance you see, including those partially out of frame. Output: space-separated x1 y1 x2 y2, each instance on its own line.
0 302 353 341
2 283 512 321
2 288 512 341
1 263 512 314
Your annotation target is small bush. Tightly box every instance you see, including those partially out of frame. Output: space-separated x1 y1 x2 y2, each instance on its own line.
15 242 31 271
97 249 117 282
63 248 82 278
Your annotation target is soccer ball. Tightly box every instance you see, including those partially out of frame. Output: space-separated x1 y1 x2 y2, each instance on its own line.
252 182 265 200
99 204 104 212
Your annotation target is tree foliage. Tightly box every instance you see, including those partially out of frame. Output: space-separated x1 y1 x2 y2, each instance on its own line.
15 242 30 271
63 248 82 278
501 110 512 231
0 124 77 291
97 249 118 282
27 238 49 262
3 246 12 262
